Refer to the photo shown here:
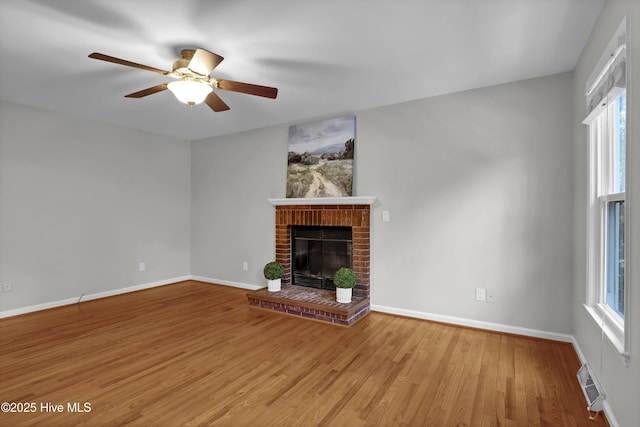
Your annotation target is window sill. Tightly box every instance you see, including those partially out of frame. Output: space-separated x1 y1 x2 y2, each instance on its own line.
583 304 630 366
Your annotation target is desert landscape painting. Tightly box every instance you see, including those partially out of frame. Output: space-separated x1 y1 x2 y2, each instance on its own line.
286 116 355 198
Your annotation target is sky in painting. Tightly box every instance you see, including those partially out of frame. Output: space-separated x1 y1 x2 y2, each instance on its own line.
288 115 355 155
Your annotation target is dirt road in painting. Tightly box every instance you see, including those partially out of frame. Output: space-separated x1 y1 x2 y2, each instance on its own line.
305 162 347 198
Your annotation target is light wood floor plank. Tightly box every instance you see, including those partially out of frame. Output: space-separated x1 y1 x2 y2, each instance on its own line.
0 281 608 426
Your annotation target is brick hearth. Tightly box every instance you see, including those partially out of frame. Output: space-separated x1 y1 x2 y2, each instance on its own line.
247 286 369 326
247 199 372 325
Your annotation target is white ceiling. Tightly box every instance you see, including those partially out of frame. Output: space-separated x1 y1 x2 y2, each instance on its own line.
0 0 604 141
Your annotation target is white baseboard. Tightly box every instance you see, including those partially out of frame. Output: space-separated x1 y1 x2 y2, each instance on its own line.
0 276 190 319
190 275 263 291
571 336 588 364
600 401 620 427
370 304 574 342
0 275 262 319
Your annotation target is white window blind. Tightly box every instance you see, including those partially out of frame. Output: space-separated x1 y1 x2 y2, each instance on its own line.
584 17 627 124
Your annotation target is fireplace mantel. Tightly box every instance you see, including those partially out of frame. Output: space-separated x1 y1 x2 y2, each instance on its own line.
268 196 376 206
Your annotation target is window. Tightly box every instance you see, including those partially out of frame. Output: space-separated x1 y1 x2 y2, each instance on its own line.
606 92 626 319
583 18 629 362
589 91 626 318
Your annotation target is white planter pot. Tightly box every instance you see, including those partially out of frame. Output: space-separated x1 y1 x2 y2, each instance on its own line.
336 287 352 303
267 278 281 292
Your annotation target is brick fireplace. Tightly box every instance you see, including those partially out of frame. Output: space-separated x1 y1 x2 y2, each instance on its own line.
247 197 374 325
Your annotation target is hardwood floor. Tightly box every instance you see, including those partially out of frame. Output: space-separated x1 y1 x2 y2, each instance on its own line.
1 281 608 426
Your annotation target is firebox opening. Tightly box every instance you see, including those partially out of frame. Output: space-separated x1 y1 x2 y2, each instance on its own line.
292 226 352 290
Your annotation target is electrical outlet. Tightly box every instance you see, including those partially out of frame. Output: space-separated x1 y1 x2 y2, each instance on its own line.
486 290 496 303
139 262 146 272
2 282 12 293
475 288 486 302
242 261 249 271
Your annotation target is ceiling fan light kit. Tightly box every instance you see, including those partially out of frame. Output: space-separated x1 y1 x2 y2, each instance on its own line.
167 80 212 106
88 48 277 112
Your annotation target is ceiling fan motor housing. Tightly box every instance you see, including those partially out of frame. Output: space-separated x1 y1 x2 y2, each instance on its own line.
172 49 198 76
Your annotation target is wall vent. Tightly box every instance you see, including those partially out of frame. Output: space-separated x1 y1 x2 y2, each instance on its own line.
577 363 604 412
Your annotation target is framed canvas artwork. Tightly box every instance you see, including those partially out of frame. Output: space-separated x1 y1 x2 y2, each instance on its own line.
287 115 355 198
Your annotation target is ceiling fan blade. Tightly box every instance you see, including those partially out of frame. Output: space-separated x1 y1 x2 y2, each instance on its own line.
88 52 170 75
216 79 278 99
124 83 169 98
204 91 230 112
188 48 224 76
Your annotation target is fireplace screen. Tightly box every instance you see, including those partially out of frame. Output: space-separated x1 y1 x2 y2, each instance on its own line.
292 226 352 290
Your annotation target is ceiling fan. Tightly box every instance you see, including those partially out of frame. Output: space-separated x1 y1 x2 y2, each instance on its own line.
88 48 278 112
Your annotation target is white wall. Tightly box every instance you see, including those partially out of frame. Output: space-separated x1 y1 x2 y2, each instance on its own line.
0 101 191 313
191 126 285 285
359 74 574 333
191 73 575 335
1 74 577 337
572 1 640 426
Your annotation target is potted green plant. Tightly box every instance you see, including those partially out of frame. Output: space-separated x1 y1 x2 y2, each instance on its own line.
333 267 356 303
263 261 284 292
